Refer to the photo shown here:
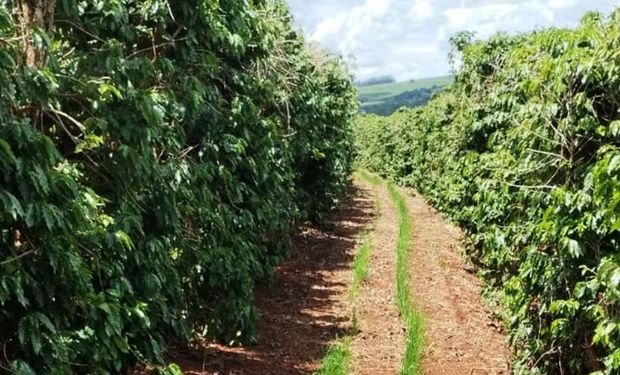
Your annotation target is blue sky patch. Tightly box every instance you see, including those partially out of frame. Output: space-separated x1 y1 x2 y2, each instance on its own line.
288 0 619 80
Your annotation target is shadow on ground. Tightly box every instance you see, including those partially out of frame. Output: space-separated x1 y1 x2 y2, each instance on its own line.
168 184 375 375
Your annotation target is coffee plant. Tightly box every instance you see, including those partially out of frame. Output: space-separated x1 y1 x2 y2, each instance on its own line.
0 0 356 373
356 10 620 375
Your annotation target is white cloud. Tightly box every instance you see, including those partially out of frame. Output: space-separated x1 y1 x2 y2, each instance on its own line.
406 43 440 55
441 2 561 39
548 0 580 10
311 0 392 54
408 0 434 21
443 3 520 31
288 0 620 81
437 25 448 41
311 17 345 42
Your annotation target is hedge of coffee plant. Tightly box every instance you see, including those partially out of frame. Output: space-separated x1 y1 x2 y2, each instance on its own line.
0 0 356 373
356 10 620 375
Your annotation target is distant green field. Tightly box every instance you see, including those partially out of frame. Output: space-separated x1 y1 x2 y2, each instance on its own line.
357 75 454 115
357 75 453 101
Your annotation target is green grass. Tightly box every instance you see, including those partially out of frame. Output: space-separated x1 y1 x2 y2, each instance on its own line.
316 235 371 375
317 174 423 375
315 338 351 375
387 182 424 375
349 239 372 301
357 76 453 102
358 169 383 187
316 173 379 375
351 170 382 300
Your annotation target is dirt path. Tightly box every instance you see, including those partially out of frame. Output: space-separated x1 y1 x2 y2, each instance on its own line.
349 180 406 374
167 184 375 374
401 188 512 375
137 179 512 375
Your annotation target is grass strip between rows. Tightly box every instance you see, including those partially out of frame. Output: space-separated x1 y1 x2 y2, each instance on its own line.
358 169 382 186
349 239 372 301
387 182 424 375
315 337 351 375
350 171 381 301
317 231 371 375
316 174 378 375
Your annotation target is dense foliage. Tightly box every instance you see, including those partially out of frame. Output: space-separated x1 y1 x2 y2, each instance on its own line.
356 11 620 374
0 0 356 373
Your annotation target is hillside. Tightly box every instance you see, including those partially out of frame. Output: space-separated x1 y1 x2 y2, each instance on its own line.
357 76 453 115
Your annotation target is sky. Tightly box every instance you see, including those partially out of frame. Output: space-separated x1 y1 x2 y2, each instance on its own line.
287 0 620 81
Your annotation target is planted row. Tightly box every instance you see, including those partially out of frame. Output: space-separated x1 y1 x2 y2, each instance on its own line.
356 10 620 374
0 0 356 373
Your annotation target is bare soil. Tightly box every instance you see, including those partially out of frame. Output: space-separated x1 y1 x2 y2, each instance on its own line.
349 180 406 374
135 180 513 375
402 188 512 375
162 184 375 375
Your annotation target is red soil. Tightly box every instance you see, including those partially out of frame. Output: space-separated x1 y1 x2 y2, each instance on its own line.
402 188 512 375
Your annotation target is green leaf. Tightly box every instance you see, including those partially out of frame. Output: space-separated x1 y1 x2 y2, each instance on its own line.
565 238 582 258
35 312 56 333
98 83 123 101
98 303 111 315
608 154 620 175
0 191 24 220
17 319 26 344
0 138 16 170
75 134 104 153
610 120 620 137
115 231 134 250
610 269 620 289
41 205 55 230
31 332 42 354
159 364 184 375
10 360 36 375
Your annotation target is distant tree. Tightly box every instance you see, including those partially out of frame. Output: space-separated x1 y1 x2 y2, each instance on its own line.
360 86 444 116
357 75 396 86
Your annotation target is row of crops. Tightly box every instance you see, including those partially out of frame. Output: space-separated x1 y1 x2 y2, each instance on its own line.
356 10 620 375
0 0 356 373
